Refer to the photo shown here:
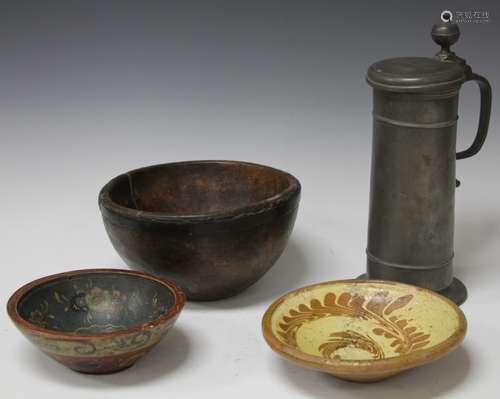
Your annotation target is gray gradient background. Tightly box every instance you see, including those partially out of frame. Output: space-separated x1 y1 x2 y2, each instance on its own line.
1 1 499 398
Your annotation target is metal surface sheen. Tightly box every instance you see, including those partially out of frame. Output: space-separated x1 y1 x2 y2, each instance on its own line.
361 21 492 304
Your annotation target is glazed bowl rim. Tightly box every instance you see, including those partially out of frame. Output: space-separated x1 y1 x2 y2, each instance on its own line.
262 279 467 376
98 160 301 224
7 268 186 339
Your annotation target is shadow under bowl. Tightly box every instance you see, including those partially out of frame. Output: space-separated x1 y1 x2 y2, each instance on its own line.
262 279 467 382
7 269 185 374
98 160 301 301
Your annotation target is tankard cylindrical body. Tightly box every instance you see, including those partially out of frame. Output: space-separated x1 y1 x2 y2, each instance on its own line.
367 88 458 291
361 21 492 305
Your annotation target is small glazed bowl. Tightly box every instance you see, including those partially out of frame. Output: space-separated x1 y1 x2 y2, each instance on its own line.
7 269 185 374
262 280 466 382
99 160 301 301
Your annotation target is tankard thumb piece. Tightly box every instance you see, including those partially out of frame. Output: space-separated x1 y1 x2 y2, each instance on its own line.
359 21 492 305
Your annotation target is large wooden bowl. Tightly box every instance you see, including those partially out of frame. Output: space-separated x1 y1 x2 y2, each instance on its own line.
99 161 301 301
262 280 466 382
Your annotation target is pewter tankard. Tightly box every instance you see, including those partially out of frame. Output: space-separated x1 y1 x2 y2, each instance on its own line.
359 21 492 305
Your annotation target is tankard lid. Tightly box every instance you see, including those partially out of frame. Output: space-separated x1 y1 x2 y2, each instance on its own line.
367 57 465 92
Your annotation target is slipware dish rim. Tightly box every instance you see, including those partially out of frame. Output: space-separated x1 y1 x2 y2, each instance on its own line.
262 279 467 376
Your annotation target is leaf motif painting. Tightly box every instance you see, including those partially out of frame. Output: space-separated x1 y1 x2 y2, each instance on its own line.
277 290 431 360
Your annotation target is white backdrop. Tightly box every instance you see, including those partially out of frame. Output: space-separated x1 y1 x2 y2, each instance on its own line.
2 1 499 398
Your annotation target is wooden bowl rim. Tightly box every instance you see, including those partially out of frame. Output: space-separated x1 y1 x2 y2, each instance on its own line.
98 160 301 224
7 268 185 340
262 279 467 376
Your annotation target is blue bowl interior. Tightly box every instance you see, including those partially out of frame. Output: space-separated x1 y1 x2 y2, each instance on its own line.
17 273 175 334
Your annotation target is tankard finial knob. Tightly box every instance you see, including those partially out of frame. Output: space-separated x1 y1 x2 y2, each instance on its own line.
432 21 460 56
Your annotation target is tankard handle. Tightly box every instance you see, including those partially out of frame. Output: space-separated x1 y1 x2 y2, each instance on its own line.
431 22 492 184
456 72 492 160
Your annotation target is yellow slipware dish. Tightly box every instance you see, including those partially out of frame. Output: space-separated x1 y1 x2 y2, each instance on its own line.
262 280 466 382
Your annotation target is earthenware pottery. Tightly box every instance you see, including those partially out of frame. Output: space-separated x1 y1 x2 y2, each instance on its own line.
360 21 491 305
262 280 466 382
7 269 185 374
99 160 301 301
